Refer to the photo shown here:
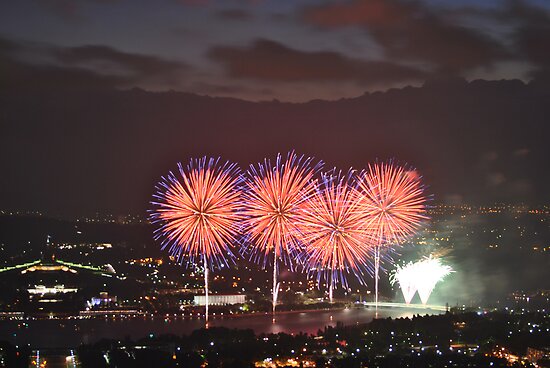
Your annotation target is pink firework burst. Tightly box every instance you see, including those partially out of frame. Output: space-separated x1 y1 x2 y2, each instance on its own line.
297 171 373 302
150 157 243 268
241 151 321 317
150 157 243 326
356 161 429 308
356 162 428 245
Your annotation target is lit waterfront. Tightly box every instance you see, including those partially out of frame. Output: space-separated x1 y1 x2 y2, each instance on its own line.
1 307 444 348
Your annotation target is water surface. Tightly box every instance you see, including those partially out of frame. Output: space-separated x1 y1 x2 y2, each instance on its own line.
1 307 443 348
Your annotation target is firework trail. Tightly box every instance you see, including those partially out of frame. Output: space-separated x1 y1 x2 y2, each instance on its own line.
241 151 320 319
150 157 243 326
297 171 373 302
356 161 428 310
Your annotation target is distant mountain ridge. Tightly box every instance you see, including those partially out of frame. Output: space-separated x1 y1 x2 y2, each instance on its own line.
1 77 549 216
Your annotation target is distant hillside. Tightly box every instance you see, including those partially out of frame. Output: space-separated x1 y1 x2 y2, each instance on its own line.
1 78 549 216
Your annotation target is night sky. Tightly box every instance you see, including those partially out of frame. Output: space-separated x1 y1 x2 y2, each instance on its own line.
1 0 549 216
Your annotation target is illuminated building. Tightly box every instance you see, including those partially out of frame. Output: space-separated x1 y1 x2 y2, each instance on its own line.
193 294 246 306
0 236 118 315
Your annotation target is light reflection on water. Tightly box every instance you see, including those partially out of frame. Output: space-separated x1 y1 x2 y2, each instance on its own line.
1 307 443 348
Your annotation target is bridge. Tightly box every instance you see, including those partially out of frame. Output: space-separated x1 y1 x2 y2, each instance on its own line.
360 301 448 312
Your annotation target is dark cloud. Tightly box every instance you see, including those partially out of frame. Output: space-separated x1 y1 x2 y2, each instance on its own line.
174 0 209 6
269 13 289 22
191 81 247 94
505 0 550 79
486 172 506 187
190 81 272 96
0 60 124 91
0 36 20 54
54 45 189 84
480 151 499 164
0 37 123 91
473 145 541 202
513 148 529 157
208 38 426 85
0 36 189 91
434 0 550 79
34 0 119 20
303 0 508 74
215 9 253 21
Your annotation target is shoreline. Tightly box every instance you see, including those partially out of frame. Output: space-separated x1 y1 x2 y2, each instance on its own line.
1 303 447 322
0 307 445 349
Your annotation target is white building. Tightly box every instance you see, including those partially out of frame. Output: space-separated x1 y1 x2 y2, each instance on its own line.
193 294 245 306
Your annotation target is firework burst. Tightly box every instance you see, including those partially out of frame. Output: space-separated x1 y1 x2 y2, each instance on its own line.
356 161 428 308
298 171 373 302
150 157 243 325
390 261 419 304
390 256 453 304
241 151 321 317
414 256 453 304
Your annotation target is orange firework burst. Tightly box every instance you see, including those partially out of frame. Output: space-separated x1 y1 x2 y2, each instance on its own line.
150 157 243 326
150 157 243 269
356 162 428 244
297 171 373 302
241 152 320 266
356 161 429 307
241 151 321 317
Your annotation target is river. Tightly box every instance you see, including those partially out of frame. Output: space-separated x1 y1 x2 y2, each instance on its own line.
1 306 444 348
